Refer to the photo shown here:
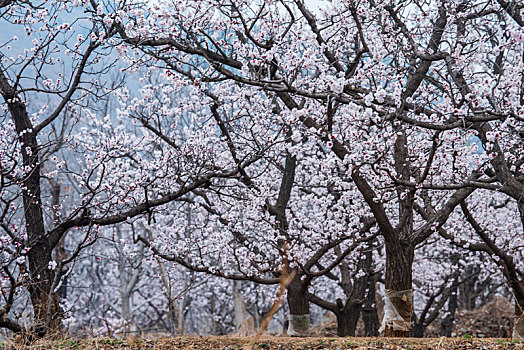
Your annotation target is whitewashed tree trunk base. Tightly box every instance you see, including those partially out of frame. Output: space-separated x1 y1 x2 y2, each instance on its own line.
287 314 310 337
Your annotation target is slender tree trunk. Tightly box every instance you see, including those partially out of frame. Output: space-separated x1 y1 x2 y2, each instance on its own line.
120 292 131 335
54 237 68 300
514 294 524 339
150 227 178 334
383 241 414 337
362 243 380 337
159 266 177 334
165 299 176 334
514 204 524 339
458 264 479 310
50 182 68 334
233 280 246 333
175 298 186 335
441 286 458 337
253 302 261 330
7 92 59 336
362 276 380 336
286 273 309 337
118 235 132 335
517 201 524 237
209 293 218 334
51 182 68 301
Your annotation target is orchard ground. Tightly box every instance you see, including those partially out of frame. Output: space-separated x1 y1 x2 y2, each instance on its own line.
10 336 524 350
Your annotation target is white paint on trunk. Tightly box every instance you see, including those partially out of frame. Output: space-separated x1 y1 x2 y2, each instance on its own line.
288 314 310 337
379 289 412 333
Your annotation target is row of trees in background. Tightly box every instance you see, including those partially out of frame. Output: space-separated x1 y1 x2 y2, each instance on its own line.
0 0 522 340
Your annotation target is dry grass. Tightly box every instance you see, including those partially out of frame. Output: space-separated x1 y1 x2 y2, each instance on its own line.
4 336 523 350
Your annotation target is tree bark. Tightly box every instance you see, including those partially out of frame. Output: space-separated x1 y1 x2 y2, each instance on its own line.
334 310 352 337
120 291 132 335
412 322 424 338
514 296 524 339
51 182 68 301
286 273 309 337
383 241 414 337
362 275 380 336
514 202 524 339
0 72 60 336
334 298 360 337
233 280 247 333
440 285 458 337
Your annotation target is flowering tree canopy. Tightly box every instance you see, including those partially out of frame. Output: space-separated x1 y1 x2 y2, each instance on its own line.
0 0 522 340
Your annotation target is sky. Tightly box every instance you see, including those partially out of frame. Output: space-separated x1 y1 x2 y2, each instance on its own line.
304 0 328 12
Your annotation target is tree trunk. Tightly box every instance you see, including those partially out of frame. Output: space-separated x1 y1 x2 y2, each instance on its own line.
233 280 246 333
28 246 59 337
152 229 179 335
441 286 458 337
335 311 352 337
287 273 309 337
334 298 360 337
52 185 68 332
515 204 524 339
209 293 216 334
121 291 132 335
514 295 524 339
382 241 414 337
52 182 68 301
458 264 481 310
13 107 58 335
0 73 61 337
175 298 186 335
412 322 424 338
54 237 68 300
383 129 414 337
334 269 367 336
362 275 380 336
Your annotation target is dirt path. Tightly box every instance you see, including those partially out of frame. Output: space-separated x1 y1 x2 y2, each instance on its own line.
14 336 524 350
